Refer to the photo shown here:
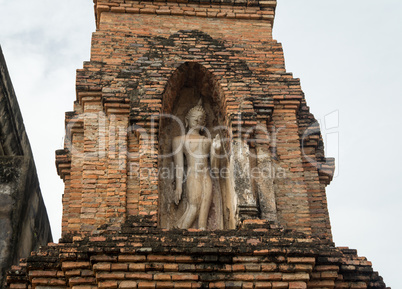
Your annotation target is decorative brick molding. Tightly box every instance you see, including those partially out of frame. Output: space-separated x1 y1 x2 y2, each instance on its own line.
92 0 277 28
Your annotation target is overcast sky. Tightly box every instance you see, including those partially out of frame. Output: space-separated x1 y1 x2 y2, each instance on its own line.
0 0 401 288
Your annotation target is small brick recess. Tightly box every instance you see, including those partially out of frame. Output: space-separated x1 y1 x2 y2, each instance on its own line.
6 0 389 288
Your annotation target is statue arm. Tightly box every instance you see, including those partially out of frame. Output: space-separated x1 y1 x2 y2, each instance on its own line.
210 134 221 176
172 136 184 205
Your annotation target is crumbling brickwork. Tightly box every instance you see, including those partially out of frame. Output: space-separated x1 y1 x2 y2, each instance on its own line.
6 0 389 288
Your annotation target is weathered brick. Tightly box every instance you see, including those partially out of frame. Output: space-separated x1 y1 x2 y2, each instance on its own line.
99 281 119 288
156 281 174 289
94 263 111 271
119 255 146 263
255 282 272 289
129 263 146 272
164 264 179 272
288 282 307 289
171 274 198 281
271 282 288 289
138 282 156 289
119 281 138 288
62 262 91 270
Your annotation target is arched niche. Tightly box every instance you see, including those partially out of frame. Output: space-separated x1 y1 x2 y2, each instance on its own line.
158 62 233 230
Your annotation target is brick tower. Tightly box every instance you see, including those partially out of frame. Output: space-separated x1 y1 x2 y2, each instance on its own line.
7 0 388 288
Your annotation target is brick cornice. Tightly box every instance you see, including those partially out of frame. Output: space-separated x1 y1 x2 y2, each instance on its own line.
94 0 276 8
93 0 276 29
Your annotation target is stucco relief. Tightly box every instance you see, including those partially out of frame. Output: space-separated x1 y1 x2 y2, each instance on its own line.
158 86 225 230
172 100 222 229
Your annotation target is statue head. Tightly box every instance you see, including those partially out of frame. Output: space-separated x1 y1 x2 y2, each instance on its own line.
185 99 206 129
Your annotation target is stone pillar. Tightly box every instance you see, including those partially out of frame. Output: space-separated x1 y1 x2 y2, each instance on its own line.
60 91 130 233
81 94 105 232
270 99 311 235
230 139 259 222
255 145 278 222
104 112 128 224
67 108 84 233
127 130 140 216
138 126 159 223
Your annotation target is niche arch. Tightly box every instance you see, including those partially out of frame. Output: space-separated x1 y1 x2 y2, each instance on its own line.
158 62 234 230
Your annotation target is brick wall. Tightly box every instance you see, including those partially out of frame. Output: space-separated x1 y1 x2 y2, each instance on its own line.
4 1 391 288
54 0 335 241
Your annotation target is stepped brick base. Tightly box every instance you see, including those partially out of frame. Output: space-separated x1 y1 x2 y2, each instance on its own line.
7 218 387 289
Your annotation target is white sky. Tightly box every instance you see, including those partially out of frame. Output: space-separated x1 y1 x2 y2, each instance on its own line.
0 0 400 288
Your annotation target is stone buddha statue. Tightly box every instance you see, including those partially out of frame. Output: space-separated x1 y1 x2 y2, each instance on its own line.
172 99 221 230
